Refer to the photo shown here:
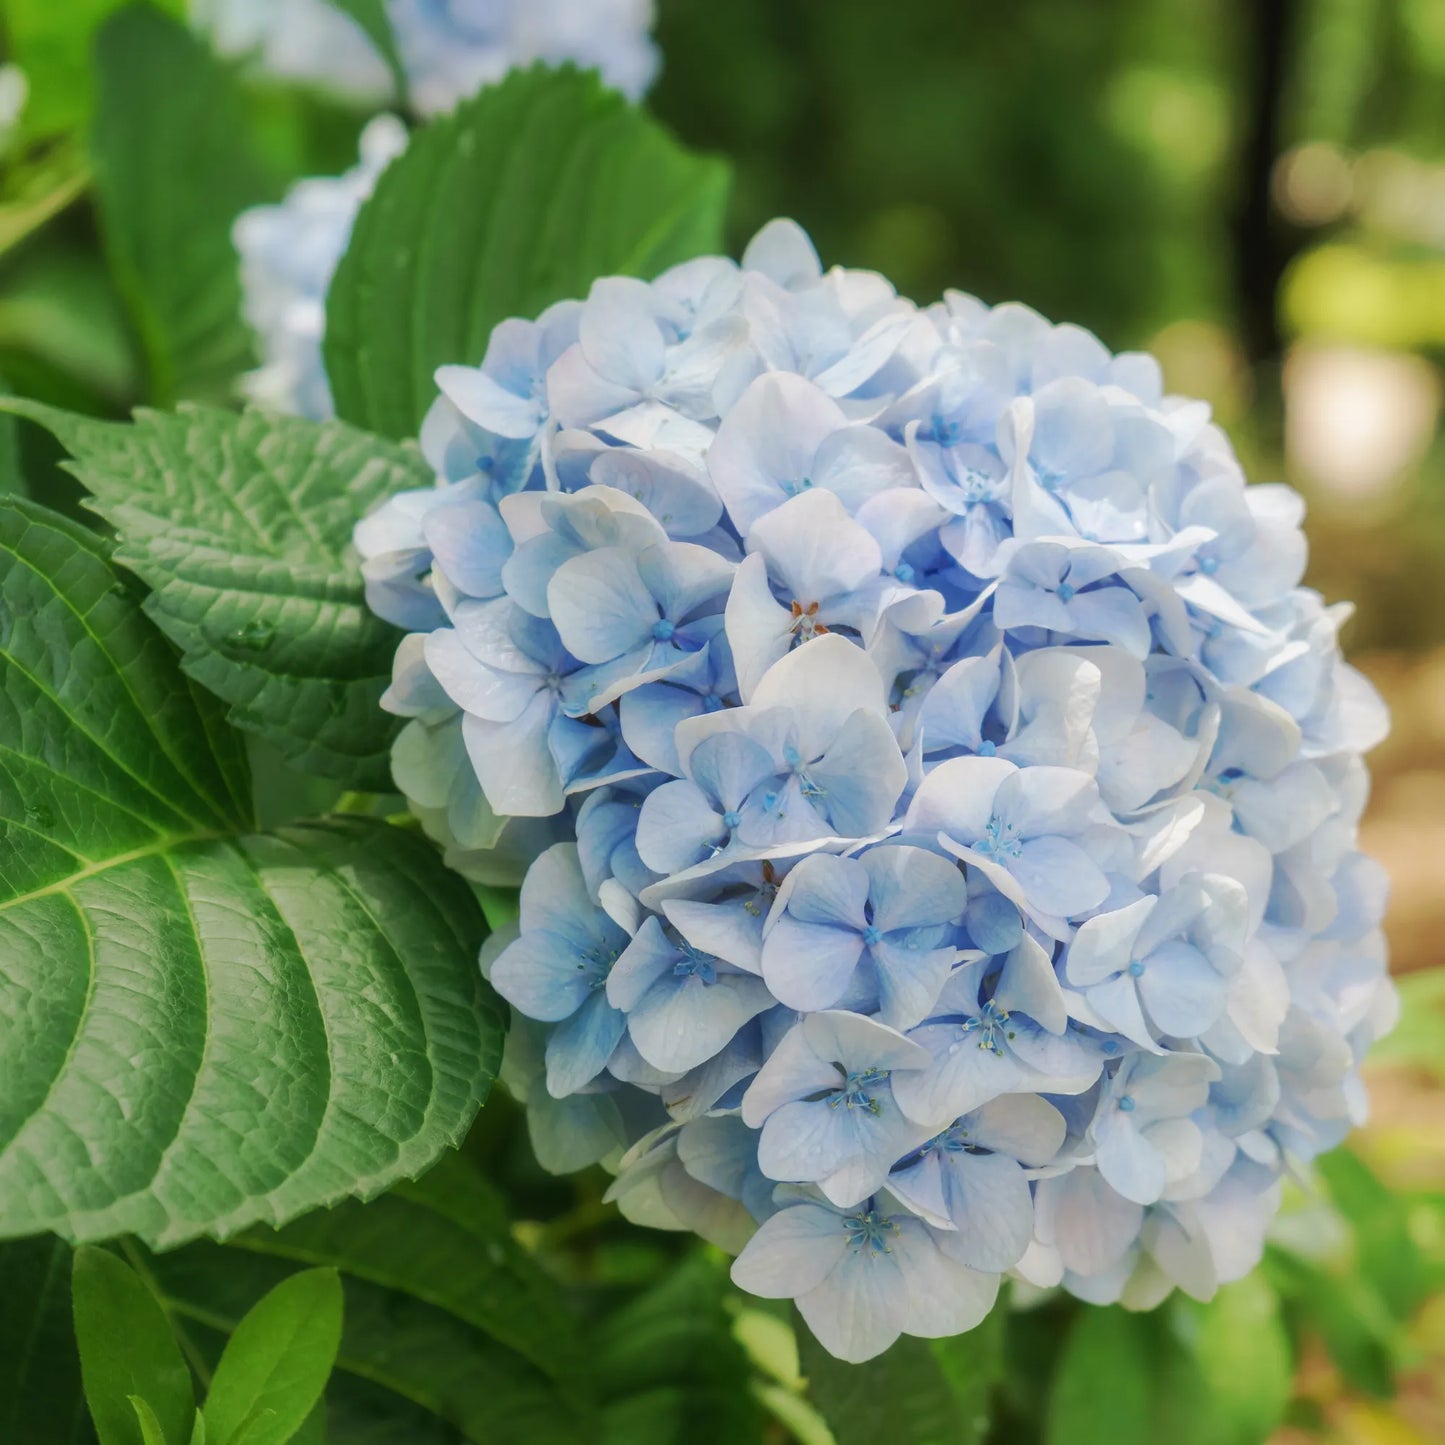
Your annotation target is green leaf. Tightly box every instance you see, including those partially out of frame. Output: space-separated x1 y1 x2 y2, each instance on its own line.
1318 1147 1437 1318
1163 1277 1293 1445
325 64 730 439
1044 1307 1151 1445
0 1235 96 1442
141 1161 597 1444
799 1302 1005 1445
0 498 499 1247
72 1246 194 1445
283 1403 325 1445
203 1268 342 1445
130 1398 170 1445
320 0 408 102
1266 1248 1398 1397
4 399 421 789
4 0 184 139
588 1252 765 1445
90 6 280 406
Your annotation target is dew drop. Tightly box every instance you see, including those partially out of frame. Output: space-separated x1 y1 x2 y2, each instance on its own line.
227 620 276 651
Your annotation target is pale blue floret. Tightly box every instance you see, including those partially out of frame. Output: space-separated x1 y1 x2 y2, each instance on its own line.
489 842 629 1096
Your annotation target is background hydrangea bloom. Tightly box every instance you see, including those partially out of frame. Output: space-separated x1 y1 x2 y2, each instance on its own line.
195 0 657 115
360 217 1394 1361
224 1 657 418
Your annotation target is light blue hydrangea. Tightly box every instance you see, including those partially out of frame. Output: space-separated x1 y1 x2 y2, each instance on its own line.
234 115 408 419
224 0 657 417
359 217 1395 1361
195 0 657 114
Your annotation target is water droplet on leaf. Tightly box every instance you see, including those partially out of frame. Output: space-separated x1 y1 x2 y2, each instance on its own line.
227 620 276 651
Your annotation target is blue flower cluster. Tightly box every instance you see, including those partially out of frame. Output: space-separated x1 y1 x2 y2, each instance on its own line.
197 0 657 115
358 220 1395 1362
226 0 657 418
234 116 408 420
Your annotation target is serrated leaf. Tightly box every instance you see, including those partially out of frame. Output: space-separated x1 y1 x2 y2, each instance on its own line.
0 1235 97 1443
72 1246 195 1445
204 1269 342 1445
321 0 408 101
0 498 499 1247
325 64 730 439
91 6 279 405
4 399 421 789
799 1304 1005 1445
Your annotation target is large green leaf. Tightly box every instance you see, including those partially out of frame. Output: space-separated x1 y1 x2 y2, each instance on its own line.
0 499 498 1248
4 400 420 789
325 64 731 439
90 6 280 406
798 1302 1005 1445
142 1156 598 1444
0 1235 97 1443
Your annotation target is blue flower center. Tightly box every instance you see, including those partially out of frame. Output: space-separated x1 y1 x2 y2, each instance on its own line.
961 1000 1014 1057
830 1067 888 1114
673 940 718 986
782 744 826 802
863 925 883 947
977 739 997 757
927 1123 978 1155
1127 960 1145 978
1056 582 1077 603
652 618 676 641
894 561 915 583
721 809 742 829
1198 554 1219 575
1118 1094 1136 1113
956 466 998 504
843 1208 899 1255
576 943 620 990
976 814 1023 859
933 415 963 447
782 477 814 497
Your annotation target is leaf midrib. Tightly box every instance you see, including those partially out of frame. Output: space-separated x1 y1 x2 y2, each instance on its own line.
0 831 229 914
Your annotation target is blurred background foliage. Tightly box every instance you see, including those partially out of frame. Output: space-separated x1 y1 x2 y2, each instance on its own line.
2 1 1444 1442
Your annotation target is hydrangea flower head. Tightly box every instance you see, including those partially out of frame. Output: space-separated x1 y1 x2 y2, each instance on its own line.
359 218 1394 1361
